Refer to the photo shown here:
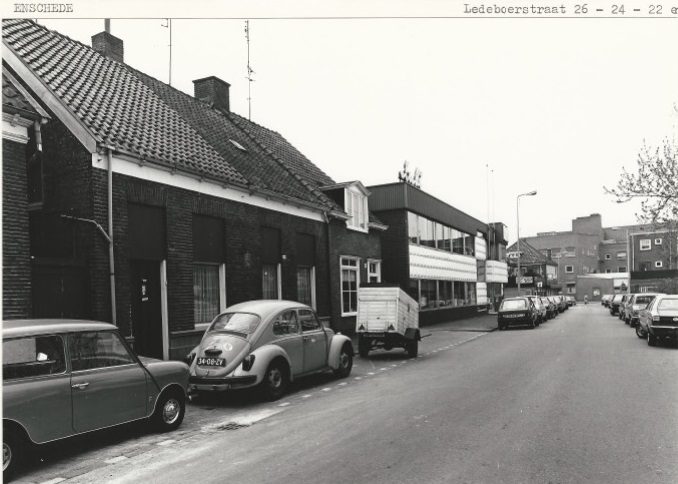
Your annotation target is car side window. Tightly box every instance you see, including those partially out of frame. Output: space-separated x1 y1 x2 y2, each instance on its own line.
69 331 136 371
299 309 321 332
3 335 66 380
272 310 300 336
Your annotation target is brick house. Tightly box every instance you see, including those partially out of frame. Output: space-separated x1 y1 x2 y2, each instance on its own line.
505 239 559 297
2 19 384 359
2 67 50 320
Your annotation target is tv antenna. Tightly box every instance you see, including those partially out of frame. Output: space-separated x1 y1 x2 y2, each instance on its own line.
245 20 255 120
161 19 172 86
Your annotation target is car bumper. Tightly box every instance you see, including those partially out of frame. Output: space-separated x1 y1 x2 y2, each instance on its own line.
498 317 533 327
188 375 258 392
648 326 678 339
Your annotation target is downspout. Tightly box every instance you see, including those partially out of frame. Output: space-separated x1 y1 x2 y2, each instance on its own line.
107 148 117 325
323 210 334 330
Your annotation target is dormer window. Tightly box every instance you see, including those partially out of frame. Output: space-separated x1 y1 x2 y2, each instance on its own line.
345 186 368 232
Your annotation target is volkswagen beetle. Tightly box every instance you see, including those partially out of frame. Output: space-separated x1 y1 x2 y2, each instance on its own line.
186 300 354 400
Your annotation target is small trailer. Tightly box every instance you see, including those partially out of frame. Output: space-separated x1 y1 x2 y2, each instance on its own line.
356 284 421 358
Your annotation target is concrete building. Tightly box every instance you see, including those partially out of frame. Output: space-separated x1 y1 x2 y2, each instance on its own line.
366 182 509 326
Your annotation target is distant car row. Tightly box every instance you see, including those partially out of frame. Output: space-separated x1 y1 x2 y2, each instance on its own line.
602 292 678 347
497 295 573 330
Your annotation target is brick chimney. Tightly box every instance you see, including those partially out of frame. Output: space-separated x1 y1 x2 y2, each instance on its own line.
193 76 230 112
91 20 124 63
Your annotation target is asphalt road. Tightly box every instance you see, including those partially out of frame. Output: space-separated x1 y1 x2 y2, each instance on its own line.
13 305 678 484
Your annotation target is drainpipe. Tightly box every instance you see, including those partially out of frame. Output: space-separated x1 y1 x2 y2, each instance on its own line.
107 148 117 325
322 210 334 330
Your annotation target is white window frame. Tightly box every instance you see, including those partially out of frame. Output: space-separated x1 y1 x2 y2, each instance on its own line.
340 256 360 316
345 187 368 232
367 259 382 283
655 261 663 268
639 239 651 251
262 263 282 300
193 262 226 330
654 238 662 245
605 254 611 260
297 265 316 310
617 252 626 260
565 265 574 273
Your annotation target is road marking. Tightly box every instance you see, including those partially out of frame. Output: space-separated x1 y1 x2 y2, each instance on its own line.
354 376 362 380
105 456 128 464
302 394 312 398
322 387 332 392
157 439 176 446
41 478 66 484
337 382 347 386
278 402 291 407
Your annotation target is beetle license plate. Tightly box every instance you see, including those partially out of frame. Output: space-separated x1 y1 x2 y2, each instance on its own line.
197 357 225 367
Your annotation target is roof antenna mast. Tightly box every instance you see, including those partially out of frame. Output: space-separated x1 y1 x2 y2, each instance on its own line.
245 20 255 120
161 19 172 86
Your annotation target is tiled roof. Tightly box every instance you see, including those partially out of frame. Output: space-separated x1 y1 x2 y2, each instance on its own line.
132 68 340 211
507 239 557 266
2 19 247 187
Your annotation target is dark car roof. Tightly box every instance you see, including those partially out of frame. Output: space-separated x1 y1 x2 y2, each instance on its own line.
3 319 116 339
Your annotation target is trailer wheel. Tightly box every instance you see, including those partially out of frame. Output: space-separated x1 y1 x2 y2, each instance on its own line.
406 339 418 358
358 335 370 357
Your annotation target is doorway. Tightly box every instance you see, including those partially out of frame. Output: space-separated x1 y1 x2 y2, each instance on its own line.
130 260 163 359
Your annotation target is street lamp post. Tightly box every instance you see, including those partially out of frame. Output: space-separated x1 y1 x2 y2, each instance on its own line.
516 190 538 296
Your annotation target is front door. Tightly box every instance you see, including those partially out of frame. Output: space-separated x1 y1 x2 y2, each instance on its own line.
69 331 148 433
130 260 163 359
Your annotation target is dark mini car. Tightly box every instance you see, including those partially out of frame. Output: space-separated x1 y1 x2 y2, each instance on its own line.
609 294 624 315
637 294 678 346
497 297 538 330
3 320 189 480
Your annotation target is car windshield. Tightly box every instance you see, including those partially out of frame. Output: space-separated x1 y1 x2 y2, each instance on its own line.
501 300 527 310
657 299 678 311
208 312 261 336
635 296 655 305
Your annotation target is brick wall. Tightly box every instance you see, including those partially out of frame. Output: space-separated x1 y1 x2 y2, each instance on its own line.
370 210 410 287
3 139 32 319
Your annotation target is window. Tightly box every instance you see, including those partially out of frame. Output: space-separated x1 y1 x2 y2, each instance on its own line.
640 262 650 271
655 261 663 268
420 280 437 310
566 284 576 294
452 229 464 254
408 212 419 244
438 280 453 308
617 252 626 260
618 266 627 272
272 310 299 336
262 264 280 299
564 247 576 258
194 264 221 324
367 260 381 283
3 335 66 380
299 309 321 331
640 239 651 251
605 254 611 260
340 257 359 315
193 215 226 323
565 265 574 273
262 227 281 299
606 269 611 273
655 238 663 245
69 332 135 371
296 267 315 307
346 188 367 231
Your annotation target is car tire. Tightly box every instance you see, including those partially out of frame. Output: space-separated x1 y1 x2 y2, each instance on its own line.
636 325 647 339
358 335 370 358
260 359 289 401
529 318 536 329
152 389 186 432
3 427 25 481
406 339 419 358
333 344 353 378
648 333 657 347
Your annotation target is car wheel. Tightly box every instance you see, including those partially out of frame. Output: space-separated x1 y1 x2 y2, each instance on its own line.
333 344 353 378
3 427 25 481
406 339 419 358
636 325 647 339
260 359 289 401
152 389 185 432
648 333 657 347
529 318 536 329
358 335 370 358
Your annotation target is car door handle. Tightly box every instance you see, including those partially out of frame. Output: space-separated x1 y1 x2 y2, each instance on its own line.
72 383 90 389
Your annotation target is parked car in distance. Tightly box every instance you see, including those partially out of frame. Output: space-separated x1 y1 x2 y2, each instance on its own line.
637 294 678 346
565 296 576 307
609 294 624 315
553 295 567 313
625 293 662 327
540 296 557 319
3 319 189 480
618 294 633 321
497 297 538 330
547 296 560 316
186 300 354 401
601 294 613 307
527 296 546 324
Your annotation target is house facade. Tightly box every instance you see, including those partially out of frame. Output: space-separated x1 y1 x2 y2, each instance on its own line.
2 19 383 359
627 228 678 294
366 182 508 326
505 239 559 297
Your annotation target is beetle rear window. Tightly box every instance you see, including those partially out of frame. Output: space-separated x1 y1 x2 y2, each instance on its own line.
500 300 527 310
3 335 66 380
209 312 261 335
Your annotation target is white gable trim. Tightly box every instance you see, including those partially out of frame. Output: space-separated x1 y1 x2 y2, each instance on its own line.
95 153 326 223
2 113 30 143
3 43 99 153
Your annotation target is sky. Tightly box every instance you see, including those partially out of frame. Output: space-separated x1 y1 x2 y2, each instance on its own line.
5 1 678 242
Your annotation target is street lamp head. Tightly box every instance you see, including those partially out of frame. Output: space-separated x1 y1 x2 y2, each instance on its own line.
526 190 537 196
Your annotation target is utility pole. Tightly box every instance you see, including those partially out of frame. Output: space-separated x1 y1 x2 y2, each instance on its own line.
245 20 255 120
